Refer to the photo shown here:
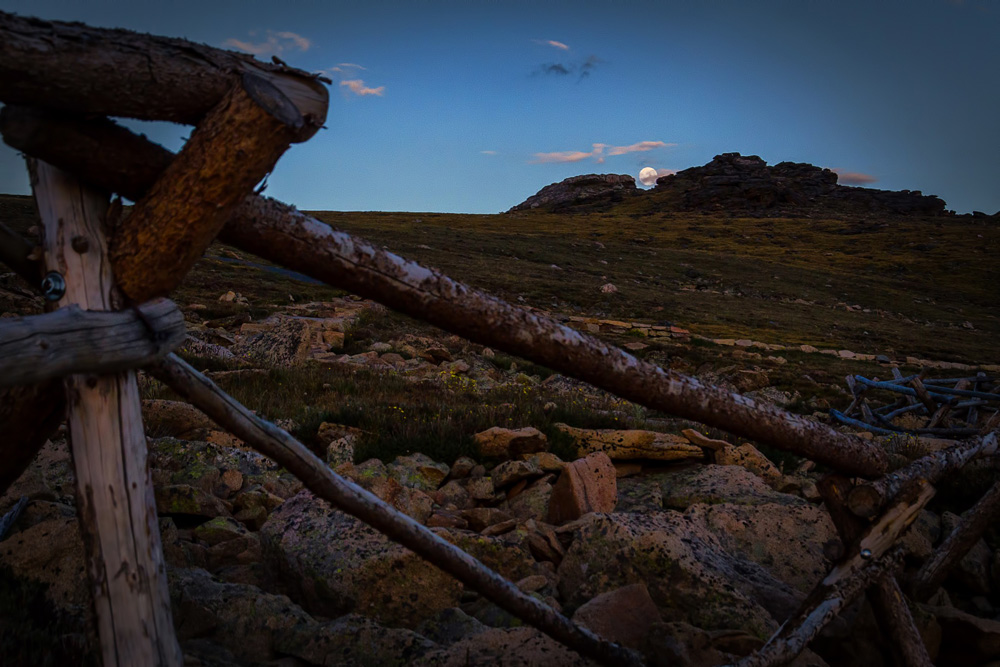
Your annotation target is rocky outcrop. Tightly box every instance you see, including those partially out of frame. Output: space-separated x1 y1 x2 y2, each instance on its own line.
509 173 638 212
650 153 947 216
511 153 948 216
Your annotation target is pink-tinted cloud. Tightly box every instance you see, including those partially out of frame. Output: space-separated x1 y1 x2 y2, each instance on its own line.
534 39 570 50
606 141 674 156
832 168 878 185
531 145 603 163
531 140 672 164
657 168 678 177
224 30 312 56
341 79 385 96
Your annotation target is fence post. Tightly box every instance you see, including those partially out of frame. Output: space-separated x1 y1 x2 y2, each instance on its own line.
32 160 182 666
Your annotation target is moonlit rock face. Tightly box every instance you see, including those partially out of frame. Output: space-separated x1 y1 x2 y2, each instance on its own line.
639 167 658 186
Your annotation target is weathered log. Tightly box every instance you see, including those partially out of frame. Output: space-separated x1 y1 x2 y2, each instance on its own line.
0 10 327 141
738 480 933 667
852 376 959 405
0 381 64 495
0 219 39 285
110 74 302 303
872 575 935 667
910 480 1000 602
32 160 181 666
0 111 892 477
911 376 942 414
734 548 906 667
848 432 997 519
818 475 934 667
928 379 972 429
147 353 642 667
0 299 184 387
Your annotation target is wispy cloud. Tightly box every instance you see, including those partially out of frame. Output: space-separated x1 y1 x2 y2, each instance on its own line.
607 141 674 156
340 79 385 96
321 63 385 97
533 39 570 51
832 169 878 185
480 150 498 155
531 146 603 164
530 141 671 164
533 55 603 81
224 30 312 57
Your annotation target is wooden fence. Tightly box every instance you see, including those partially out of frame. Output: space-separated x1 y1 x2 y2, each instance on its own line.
0 11 996 667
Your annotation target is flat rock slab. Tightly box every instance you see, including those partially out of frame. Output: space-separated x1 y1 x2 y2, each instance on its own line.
554 423 703 462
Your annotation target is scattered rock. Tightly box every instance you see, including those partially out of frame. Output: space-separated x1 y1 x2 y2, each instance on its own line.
547 452 617 524
473 427 548 460
490 460 543 488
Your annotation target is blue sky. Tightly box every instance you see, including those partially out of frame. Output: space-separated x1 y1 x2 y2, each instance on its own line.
0 0 997 214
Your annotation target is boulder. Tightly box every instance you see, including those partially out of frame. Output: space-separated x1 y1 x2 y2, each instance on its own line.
571 582 661 649
142 399 217 439
654 464 795 510
260 491 461 626
715 443 783 487
413 626 591 666
389 453 450 492
155 484 231 519
168 567 316 662
231 314 351 367
558 512 797 638
548 452 617 524
278 613 438 666
490 460 543 488
0 516 88 610
686 500 837 593
554 423 703 462
474 427 548 460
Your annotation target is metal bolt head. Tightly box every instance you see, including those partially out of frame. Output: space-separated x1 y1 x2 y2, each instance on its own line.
860 548 873 560
41 271 66 302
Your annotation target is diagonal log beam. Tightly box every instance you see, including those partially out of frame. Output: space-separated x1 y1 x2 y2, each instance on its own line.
147 353 643 667
910 479 1000 602
0 10 327 141
847 431 997 519
110 74 303 303
736 479 934 667
0 298 185 387
0 109 892 478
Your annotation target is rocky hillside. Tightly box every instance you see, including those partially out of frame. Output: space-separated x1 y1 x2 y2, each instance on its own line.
508 173 638 213
510 153 951 217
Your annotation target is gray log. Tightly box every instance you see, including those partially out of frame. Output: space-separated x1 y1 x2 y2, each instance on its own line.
147 353 643 667
0 299 184 387
847 432 997 519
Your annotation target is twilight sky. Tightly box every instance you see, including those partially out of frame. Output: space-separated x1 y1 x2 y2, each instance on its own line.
0 0 997 214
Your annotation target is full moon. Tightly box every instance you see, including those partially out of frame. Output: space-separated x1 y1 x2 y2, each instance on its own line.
639 167 659 186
